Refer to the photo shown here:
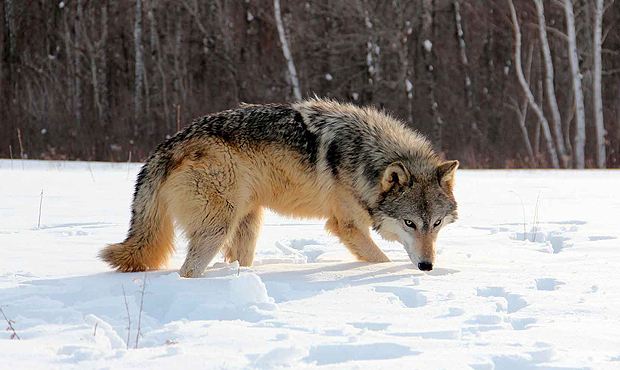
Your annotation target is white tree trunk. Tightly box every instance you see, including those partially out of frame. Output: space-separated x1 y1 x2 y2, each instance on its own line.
507 43 535 161
564 0 586 168
364 9 380 88
394 2 413 123
592 0 606 168
134 0 144 119
273 0 301 100
508 0 559 168
534 0 568 168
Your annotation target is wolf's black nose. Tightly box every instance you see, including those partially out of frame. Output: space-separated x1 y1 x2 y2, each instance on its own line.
418 262 433 271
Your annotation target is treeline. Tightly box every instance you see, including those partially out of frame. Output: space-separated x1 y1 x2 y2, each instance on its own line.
1 0 619 168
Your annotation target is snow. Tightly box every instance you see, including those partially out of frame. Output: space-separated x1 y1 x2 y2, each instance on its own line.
423 39 432 52
1 160 620 369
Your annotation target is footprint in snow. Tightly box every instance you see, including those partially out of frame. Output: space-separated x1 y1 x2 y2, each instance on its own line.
374 286 427 308
588 235 617 241
509 317 537 330
535 278 565 291
303 343 419 365
350 322 390 331
476 286 528 313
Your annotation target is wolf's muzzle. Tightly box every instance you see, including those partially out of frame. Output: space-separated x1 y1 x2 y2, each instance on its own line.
418 261 433 271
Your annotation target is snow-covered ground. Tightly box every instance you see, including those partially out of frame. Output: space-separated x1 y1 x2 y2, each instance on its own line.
0 160 619 369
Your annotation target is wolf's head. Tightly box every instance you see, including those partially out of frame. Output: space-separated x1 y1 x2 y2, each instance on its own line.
372 160 459 271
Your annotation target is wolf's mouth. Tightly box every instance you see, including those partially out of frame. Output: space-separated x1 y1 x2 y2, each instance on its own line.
404 248 419 265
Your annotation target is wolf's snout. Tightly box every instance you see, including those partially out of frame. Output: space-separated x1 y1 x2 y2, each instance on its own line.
418 261 433 271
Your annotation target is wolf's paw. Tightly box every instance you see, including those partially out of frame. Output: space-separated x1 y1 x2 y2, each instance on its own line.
373 255 391 263
179 264 204 278
360 253 391 263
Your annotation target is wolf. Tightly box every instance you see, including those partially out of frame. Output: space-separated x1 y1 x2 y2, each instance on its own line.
100 99 459 277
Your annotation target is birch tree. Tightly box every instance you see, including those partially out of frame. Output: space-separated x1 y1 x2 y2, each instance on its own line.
533 0 569 168
564 0 586 168
394 1 414 123
421 0 443 149
506 43 535 161
592 0 606 168
274 0 302 100
508 0 559 168
364 8 380 89
453 0 472 109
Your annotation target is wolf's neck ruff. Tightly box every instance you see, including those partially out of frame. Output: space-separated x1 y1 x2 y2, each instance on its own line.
100 98 459 277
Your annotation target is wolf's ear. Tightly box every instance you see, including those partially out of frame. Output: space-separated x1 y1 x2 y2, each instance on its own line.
437 160 459 190
381 162 410 192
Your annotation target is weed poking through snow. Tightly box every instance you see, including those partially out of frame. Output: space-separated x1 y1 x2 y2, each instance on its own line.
0 307 20 340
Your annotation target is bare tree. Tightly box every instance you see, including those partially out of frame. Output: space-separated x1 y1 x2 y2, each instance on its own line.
393 1 414 123
3 1 620 166
363 5 380 91
2 0 17 148
453 0 473 109
67 0 84 127
81 4 109 126
147 0 171 129
134 0 144 120
421 0 443 150
2 0 17 97
534 0 569 168
564 0 586 169
506 43 535 161
592 0 606 168
274 0 302 100
508 0 559 168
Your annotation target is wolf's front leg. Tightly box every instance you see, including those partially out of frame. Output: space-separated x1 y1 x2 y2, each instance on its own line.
325 217 390 263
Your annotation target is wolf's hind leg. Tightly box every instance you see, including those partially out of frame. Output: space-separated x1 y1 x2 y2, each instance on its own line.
180 227 230 278
224 208 263 266
326 217 390 263
175 193 241 278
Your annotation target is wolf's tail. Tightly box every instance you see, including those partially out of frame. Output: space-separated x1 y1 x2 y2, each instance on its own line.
100 152 176 272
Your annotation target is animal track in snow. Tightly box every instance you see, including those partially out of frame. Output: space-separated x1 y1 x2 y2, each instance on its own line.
588 235 617 241
390 329 461 340
303 343 418 365
436 307 465 318
350 322 390 331
509 317 537 330
489 342 555 369
266 238 330 264
374 286 428 308
476 287 528 313
535 278 565 291
462 314 507 334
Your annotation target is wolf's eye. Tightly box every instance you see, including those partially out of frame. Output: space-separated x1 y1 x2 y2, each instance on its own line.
404 219 417 229
433 219 442 228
